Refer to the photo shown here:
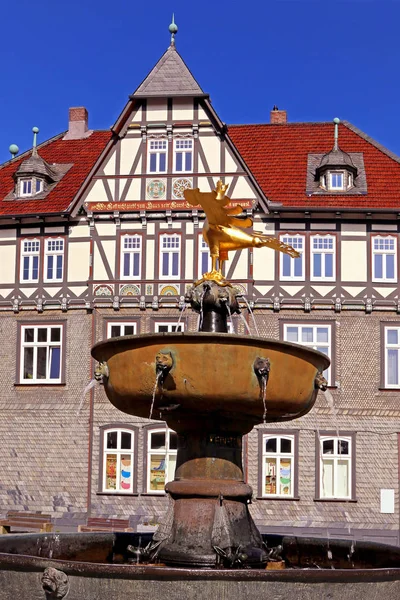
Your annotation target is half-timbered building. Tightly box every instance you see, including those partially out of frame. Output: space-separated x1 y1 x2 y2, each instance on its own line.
0 31 399 544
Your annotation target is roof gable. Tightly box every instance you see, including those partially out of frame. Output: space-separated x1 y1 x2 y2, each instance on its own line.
132 45 204 98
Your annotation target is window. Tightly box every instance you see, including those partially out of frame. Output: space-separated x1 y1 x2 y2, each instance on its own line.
121 235 141 279
284 323 332 384
20 179 32 196
319 436 352 499
198 236 211 277
147 428 177 493
20 325 63 383
160 234 180 278
107 322 137 338
102 428 135 493
372 236 397 283
148 140 167 173
311 235 335 281
174 139 193 173
280 235 304 280
384 326 400 388
45 238 64 282
155 322 184 333
329 172 344 190
21 239 40 282
261 434 295 497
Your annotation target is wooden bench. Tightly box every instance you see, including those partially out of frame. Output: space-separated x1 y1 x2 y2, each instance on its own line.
78 517 132 532
0 511 53 534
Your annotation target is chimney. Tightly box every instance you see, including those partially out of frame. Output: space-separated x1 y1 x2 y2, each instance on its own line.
270 105 287 124
63 107 89 140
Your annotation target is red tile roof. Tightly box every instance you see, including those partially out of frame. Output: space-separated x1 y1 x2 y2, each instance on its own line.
0 131 111 216
228 122 400 209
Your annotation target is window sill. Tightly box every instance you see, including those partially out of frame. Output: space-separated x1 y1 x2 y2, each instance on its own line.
378 387 400 392
314 498 357 503
96 492 139 497
15 382 66 387
256 496 300 501
140 492 167 497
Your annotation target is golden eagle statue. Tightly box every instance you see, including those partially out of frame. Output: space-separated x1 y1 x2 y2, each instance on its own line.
184 180 300 285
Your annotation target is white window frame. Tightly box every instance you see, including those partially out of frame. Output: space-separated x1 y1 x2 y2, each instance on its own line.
174 139 193 173
44 238 64 283
280 234 305 281
262 434 295 498
198 234 211 278
155 322 185 333
310 235 336 282
284 323 332 385
20 324 63 384
372 236 397 283
148 139 167 174
319 436 352 499
384 326 400 388
329 171 345 191
102 428 135 494
147 427 177 494
121 235 142 280
20 178 33 197
159 234 180 279
107 322 137 338
20 239 40 283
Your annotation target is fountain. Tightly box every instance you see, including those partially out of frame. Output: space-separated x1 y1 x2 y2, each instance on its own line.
0 181 399 598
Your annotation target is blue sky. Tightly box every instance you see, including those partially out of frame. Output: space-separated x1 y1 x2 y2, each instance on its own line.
1 0 399 162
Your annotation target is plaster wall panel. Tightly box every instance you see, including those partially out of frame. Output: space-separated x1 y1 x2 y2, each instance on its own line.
172 98 193 120
44 226 64 234
0 228 16 240
20 288 35 298
93 241 115 280
283 223 306 230
130 106 142 123
68 241 90 281
371 224 397 231
253 246 275 281
198 136 221 172
69 286 87 297
121 222 142 231
123 178 141 201
102 151 116 175
311 286 336 297
196 174 215 190
0 246 16 284
95 223 116 237
120 139 142 174
225 149 239 172
198 106 209 120
231 249 248 279
253 222 275 235
186 223 194 235
147 223 155 235
231 177 256 199
85 180 109 203
44 287 62 297
341 240 367 281
253 285 272 296
373 287 396 298
185 239 194 281
310 223 336 230
146 239 155 279
69 225 89 239
147 99 168 121
0 289 12 298
21 228 40 235
341 223 366 236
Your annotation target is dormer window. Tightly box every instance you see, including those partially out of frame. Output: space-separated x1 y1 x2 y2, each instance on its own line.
329 172 344 190
20 178 43 197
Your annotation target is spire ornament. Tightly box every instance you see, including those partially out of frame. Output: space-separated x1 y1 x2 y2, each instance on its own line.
32 126 39 156
333 117 340 151
169 14 178 46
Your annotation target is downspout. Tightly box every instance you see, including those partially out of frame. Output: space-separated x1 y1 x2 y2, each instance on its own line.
86 308 97 517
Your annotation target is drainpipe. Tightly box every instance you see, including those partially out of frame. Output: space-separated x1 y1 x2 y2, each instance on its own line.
86 308 97 517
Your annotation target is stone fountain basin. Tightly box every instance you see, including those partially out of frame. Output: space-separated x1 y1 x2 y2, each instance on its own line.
91 333 330 423
0 533 399 600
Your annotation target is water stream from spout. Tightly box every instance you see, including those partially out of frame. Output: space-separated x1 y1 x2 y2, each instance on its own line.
241 296 259 336
260 378 267 424
238 310 251 335
322 388 340 438
199 290 205 331
137 535 142 565
177 303 187 330
225 303 235 333
149 372 163 420
76 379 97 417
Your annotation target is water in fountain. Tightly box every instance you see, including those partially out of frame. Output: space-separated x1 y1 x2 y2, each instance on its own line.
177 302 187 329
76 378 97 416
149 371 163 420
322 388 340 438
238 310 251 335
225 302 235 333
241 296 260 336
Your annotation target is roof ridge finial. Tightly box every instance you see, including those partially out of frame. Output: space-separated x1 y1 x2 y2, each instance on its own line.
333 117 340 152
32 126 39 156
169 13 178 47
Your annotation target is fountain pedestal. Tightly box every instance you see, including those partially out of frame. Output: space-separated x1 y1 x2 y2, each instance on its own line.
158 417 266 567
